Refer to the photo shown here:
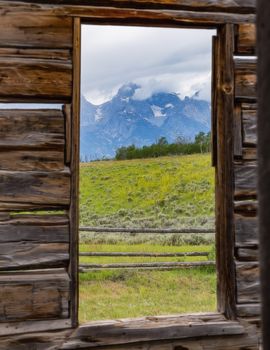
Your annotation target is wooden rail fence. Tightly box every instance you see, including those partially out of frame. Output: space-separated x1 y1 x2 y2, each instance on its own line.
79 226 215 272
79 226 215 234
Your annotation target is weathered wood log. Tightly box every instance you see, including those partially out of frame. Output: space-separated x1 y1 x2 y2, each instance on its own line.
0 149 65 171
4 0 256 13
0 213 69 270
235 214 258 247
236 303 260 318
0 1 256 26
0 48 71 60
63 104 71 164
0 269 70 322
0 214 69 242
79 261 215 270
69 17 81 326
61 313 244 349
0 11 72 48
234 200 257 213
0 109 65 149
0 242 69 270
234 162 257 198
0 170 70 207
234 104 243 157
235 23 256 55
242 108 257 146
0 320 72 338
79 226 215 234
236 262 260 303
79 251 209 257
0 57 72 102
0 212 10 221
0 329 73 349
235 59 257 101
0 328 259 350
237 248 258 261
0 329 71 350
215 24 236 319
242 147 257 160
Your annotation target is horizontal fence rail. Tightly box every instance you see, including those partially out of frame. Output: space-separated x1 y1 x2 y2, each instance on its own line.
79 226 215 272
79 261 215 272
79 226 215 234
79 251 209 257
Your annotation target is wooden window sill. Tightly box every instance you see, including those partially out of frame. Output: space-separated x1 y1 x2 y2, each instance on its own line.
62 312 244 348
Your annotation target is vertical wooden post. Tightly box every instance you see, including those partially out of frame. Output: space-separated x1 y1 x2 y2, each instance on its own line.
211 35 218 168
257 0 270 347
215 24 236 319
69 17 81 327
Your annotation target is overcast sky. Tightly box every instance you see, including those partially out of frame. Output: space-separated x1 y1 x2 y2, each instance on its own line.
81 25 216 105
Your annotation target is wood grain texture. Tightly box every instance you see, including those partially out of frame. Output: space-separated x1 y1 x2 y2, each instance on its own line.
215 24 236 318
242 108 257 146
235 23 256 55
0 214 69 243
234 200 257 213
234 162 257 198
61 313 244 349
5 0 256 13
242 147 257 160
234 104 243 157
211 35 218 166
0 149 65 171
236 303 260 318
0 109 65 149
0 242 69 270
0 1 256 27
0 319 71 337
0 329 71 350
0 57 72 102
0 11 72 48
235 214 258 247
0 170 71 207
235 59 257 101
0 326 259 350
0 48 71 60
0 213 10 221
0 214 70 270
69 17 81 328
63 104 71 164
0 269 70 322
236 262 260 303
237 247 258 261
0 214 69 269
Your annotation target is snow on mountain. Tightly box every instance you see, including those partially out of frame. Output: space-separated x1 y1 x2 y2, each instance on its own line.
80 83 211 160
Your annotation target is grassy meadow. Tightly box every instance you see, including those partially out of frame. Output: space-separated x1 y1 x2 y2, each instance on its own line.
79 154 216 323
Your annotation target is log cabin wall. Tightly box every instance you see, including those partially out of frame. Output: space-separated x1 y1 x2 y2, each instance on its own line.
233 24 258 322
0 1 260 349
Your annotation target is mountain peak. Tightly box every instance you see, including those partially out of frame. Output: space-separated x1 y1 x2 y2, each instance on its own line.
116 82 140 99
80 83 211 160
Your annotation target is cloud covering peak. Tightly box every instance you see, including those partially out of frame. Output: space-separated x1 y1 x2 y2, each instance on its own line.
81 25 216 105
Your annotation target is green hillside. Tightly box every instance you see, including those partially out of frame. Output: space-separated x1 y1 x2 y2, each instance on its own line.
80 153 215 230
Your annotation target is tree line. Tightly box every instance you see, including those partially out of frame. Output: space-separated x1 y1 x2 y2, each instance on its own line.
115 132 211 160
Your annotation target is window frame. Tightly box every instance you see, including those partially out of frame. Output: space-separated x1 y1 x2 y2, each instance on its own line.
70 13 237 333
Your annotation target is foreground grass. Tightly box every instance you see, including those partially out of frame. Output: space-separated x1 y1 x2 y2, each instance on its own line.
79 243 216 322
79 266 216 323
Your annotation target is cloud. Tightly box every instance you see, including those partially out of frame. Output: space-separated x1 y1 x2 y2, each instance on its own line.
81 25 216 104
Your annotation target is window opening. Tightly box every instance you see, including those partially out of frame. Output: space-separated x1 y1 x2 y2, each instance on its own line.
79 25 217 323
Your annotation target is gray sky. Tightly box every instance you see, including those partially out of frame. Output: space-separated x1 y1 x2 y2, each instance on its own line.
81 25 216 105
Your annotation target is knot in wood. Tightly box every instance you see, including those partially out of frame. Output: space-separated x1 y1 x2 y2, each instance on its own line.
222 83 233 95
